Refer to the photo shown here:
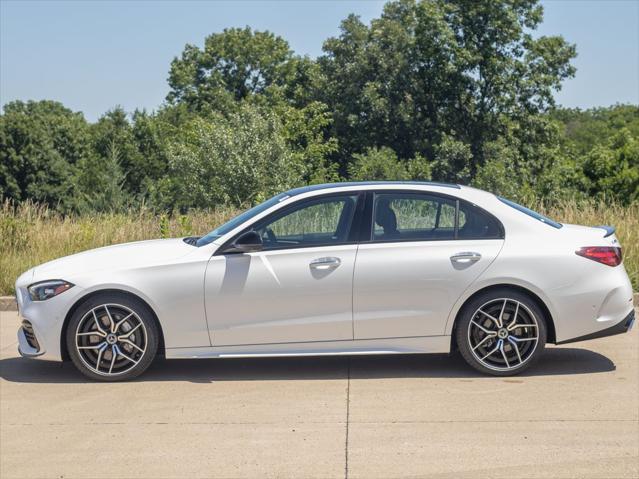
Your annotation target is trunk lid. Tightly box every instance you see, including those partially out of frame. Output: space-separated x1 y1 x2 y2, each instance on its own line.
561 224 621 247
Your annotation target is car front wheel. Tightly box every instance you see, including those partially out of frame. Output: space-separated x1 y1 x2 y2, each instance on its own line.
66 293 159 381
456 289 547 376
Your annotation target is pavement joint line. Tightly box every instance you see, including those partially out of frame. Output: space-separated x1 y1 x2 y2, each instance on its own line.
3 419 636 427
3 422 346 426
344 356 351 479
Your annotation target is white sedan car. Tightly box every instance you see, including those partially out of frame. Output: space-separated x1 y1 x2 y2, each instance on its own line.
15 182 635 380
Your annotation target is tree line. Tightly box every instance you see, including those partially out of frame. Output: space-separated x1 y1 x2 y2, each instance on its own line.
1 0 638 214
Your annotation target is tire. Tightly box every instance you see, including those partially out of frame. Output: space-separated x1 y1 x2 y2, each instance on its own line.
66 292 159 381
455 288 547 376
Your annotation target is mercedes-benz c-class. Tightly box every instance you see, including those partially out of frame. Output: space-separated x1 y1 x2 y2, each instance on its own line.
15 182 635 380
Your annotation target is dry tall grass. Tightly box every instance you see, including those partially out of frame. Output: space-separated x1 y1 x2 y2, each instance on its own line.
0 201 236 295
1 199 637 295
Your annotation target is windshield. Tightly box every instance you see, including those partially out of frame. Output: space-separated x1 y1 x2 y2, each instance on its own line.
195 193 290 246
498 196 563 229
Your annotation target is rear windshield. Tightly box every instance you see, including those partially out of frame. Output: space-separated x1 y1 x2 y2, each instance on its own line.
498 197 563 229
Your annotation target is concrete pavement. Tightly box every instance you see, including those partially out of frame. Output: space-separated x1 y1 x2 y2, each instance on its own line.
1 310 637 478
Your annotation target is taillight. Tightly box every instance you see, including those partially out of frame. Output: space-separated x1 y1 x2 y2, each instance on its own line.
576 246 622 267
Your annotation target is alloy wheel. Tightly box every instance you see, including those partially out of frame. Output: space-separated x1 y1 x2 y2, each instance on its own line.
467 298 539 372
74 303 147 376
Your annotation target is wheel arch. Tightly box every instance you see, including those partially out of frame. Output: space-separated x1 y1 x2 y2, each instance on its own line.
449 283 556 352
60 288 166 361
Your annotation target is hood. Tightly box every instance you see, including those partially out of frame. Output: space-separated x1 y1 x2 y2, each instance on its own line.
32 238 197 282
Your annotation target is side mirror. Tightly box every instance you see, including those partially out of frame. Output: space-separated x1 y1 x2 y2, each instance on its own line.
229 230 263 253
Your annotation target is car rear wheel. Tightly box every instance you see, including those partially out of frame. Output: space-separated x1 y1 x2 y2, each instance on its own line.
66 293 159 381
456 289 547 376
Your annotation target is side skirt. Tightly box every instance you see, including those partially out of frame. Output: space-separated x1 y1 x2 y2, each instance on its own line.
165 335 451 359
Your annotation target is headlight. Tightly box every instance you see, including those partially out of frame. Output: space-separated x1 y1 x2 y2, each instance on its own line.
28 280 74 301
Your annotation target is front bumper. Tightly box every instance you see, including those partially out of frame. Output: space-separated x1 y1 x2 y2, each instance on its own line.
557 309 635 345
17 321 45 357
14 282 85 362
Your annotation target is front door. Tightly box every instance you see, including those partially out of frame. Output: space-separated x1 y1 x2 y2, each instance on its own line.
205 193 362 346
353 191 505 339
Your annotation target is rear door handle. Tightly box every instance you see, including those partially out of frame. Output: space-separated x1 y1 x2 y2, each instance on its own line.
310 257 341 270
450 252 482 264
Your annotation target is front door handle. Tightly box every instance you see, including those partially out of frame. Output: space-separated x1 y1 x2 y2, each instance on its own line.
450 252 482 264
310 257 341 270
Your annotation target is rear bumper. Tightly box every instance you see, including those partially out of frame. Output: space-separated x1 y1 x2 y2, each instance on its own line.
557 309 635 345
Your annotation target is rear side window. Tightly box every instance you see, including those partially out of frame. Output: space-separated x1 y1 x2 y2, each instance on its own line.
372 192 504 242
457 202 504 239
498 197 562 229
373 194 457 241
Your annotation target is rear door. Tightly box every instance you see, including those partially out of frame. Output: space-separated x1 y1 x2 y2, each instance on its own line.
353 191 505 339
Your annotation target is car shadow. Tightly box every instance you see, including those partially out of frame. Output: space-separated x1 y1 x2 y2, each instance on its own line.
0 346 616 384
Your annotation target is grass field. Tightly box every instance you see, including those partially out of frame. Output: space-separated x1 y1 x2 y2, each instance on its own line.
1 199 637 295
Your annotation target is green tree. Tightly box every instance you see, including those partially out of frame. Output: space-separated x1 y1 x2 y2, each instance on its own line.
6 3 637 212
167 27 296 112
130 110 170 192
164 103 303 209
74 141 128 213
318 0 576 176
349 147 410 181
548 105 639 203
0 100 90 211
90 107 147 195
582 128 639 202
349 146 432 181
552 105 639 155
430 136 473 184
275 101 340 184
166 28 339 188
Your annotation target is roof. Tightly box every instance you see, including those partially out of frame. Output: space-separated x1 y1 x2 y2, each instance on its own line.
285 181 460 196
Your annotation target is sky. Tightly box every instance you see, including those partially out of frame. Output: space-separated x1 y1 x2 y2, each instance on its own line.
1 0 638 122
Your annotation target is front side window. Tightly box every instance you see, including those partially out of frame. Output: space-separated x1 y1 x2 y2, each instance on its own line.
372 192 504 242
196 193 289 246
253 195 359 250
